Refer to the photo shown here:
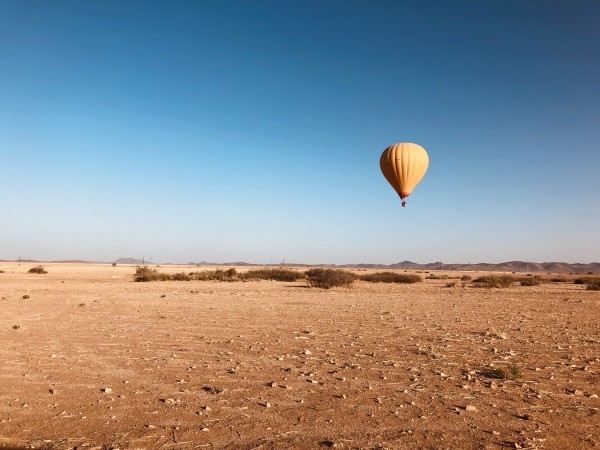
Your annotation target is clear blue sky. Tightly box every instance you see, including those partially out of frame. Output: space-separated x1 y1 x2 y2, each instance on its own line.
1 0 599 264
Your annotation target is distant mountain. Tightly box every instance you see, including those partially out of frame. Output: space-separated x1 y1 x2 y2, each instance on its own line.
2 257 597 273
334 260 599 274
113 257 156 265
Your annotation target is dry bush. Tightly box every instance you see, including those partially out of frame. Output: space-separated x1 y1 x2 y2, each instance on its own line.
574 276 600 285
586 281 600 291
242 269 304 282
473 275 514 288
171 272 192 281
549 276 567 283
519 276 543 286
305 268 356 289
188 271 217 281
426 274 449 280
134 266 167 282
460 275 472 281
360 272 422 284
445 281 458 288
28 266 48 274
189 268 239 282
483 365 522 380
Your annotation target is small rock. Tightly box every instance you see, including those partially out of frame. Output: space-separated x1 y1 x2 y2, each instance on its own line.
101 388 112 394
259 401 271 408
160 398 176 404
464 404 477 411
303 350 312 355
201 427 209 432
566 389 583 396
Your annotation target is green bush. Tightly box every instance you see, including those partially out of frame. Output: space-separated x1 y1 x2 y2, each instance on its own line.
359 272 422 284
473 275 514 288
243 268 304 282
305 268 356 288
28 265 47 274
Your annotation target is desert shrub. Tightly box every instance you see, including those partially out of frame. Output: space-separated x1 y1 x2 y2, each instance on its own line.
243 268 304 282
0 270 4 273
519 276 542 286
305 268 356 288
460 275 472 281
171 272 192 281
112 263 117 267
446 281 458 288
483 365 522 380
189 268 239 282
549 277 567 283
426 274 449 280
574 277 600 285
360 272 422 284
473 275 514 288
214 268 239 281
188 271 215 281
28 265 47 274
22 295 30 299
586 280 600 291
133 265 170 282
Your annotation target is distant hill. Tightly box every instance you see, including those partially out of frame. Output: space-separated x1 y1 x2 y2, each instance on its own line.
180 259 599 274
337 260 600 274
113 257 156 265
1 257 597 273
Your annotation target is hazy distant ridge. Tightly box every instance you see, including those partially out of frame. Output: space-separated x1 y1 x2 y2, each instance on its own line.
3 258 597 273
179 259 600 274
336 260 600 274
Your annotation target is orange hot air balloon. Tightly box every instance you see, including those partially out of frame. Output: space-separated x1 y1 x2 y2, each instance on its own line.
380 143 429 207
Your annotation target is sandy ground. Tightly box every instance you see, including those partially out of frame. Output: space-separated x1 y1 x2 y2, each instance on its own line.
0 263 598 450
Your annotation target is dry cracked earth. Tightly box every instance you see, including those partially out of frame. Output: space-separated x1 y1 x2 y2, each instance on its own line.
1 263 598 449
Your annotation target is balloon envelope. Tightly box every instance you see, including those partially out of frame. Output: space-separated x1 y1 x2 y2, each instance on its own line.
380 143 429 200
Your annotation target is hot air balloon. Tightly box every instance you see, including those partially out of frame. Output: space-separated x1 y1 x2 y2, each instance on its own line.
380 143 429 207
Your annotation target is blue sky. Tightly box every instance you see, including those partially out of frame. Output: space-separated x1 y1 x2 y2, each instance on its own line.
1 0 599 264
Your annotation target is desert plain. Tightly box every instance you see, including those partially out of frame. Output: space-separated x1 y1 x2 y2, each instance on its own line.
0 262 598 450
